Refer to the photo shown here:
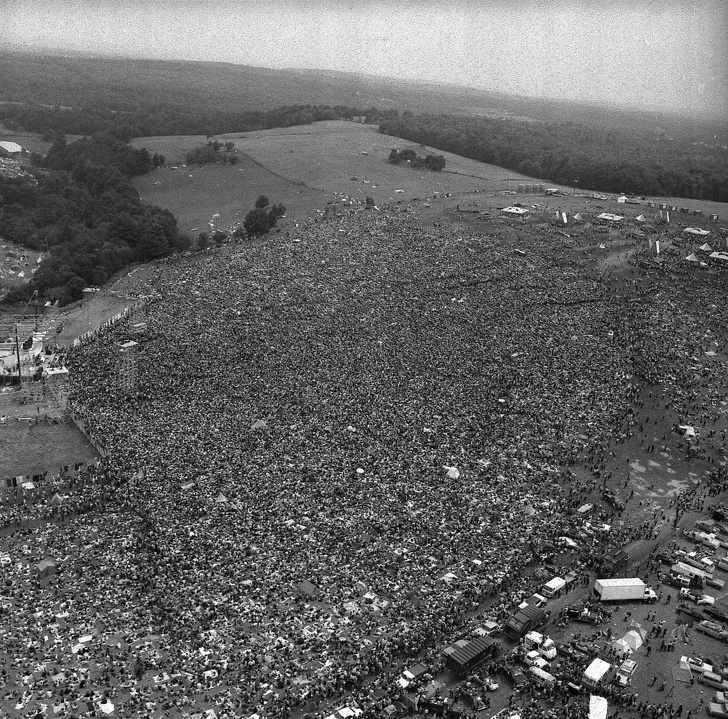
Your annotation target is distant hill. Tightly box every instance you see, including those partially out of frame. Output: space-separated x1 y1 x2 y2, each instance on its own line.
0 50 725 143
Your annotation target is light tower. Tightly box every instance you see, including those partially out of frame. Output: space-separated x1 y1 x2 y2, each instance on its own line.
118 340 139 396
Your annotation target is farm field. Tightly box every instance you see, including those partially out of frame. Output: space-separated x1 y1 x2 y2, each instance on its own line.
132 121 728 233
131 150 326 236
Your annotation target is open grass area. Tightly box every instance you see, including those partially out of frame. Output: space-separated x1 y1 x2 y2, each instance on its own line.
131 150 325 235
0 394 98 478
132 122 728 235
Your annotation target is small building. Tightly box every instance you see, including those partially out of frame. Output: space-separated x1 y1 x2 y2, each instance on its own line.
0 141 25 157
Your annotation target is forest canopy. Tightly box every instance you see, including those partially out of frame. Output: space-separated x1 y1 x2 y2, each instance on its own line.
1 131 189 306
379 114 728 202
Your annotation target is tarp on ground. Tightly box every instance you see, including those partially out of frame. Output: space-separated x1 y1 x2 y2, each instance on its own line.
589 695 609 719
672 659 693 683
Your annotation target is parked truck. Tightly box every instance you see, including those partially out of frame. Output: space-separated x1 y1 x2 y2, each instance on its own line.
504 605 550 640
594 578 657 603
599 549 629 577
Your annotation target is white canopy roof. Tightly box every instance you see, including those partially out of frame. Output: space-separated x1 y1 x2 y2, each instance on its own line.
501 206 529 215
589 695 609 719
584 658 611 682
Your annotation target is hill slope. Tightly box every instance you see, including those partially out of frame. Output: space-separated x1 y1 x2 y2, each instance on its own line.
1 50 724 141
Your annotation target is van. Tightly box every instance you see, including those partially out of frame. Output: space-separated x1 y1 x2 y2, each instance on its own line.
717 558 728 572
542 577 566 598
700 672 728 690
615 659 637 686
529 666 556 686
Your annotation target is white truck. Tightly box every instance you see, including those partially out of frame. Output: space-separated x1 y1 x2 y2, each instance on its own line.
541 577 566 598
594 578 658 603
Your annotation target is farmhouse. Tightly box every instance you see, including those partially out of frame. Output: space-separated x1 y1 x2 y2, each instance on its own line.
0 141 26 157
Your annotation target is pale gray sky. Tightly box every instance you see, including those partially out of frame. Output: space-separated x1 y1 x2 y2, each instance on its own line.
3 0 727 118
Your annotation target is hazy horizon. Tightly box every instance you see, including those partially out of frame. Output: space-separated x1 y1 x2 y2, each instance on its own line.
2 0 727 121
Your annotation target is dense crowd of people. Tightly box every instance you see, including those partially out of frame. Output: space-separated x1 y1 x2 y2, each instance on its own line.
0 202 726 719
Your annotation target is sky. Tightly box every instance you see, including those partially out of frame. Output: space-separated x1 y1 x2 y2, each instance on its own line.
3 0 727 118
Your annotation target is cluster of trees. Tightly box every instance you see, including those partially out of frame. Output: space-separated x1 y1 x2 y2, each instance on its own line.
388 148 446 171
379 115 728 202
0 102 400 141
243 195 286 236
185 140 238 165
1 131 189 306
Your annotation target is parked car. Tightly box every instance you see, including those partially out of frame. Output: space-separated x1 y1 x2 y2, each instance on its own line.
681 655 715 674
707 576 726 591
654 550 675 565
697 620 728 641
498 663 527 688
708 703 728 718
706 606 728 623
677 603 707 621
381 702 407 719
483 676 499 691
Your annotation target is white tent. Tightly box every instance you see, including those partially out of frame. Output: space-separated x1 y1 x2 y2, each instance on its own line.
612 638 632 655
672 659 693 683
699 243 713 252
635 214 647 222
589 695 609 719
685 253 700 262
623 629 644 651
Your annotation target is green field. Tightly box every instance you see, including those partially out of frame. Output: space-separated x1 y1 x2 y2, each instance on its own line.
130 121 542 230
132 121 728 236
130 147 326 235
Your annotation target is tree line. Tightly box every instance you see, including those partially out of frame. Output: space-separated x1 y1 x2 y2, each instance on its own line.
1 131 189 307
388 148 445 171
379 114 728 202
0 103 399 142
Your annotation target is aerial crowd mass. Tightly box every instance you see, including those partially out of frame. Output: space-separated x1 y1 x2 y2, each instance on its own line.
0 199 727 719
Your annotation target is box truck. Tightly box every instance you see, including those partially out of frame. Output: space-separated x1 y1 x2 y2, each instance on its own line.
594 578 657 603
541 577 566 598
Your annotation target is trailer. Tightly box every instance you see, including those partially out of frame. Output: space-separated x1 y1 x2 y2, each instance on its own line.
503 605 549 640
444 636 499 676
594 578 657 603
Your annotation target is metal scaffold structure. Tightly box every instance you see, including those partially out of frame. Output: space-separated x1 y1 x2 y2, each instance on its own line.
44 367 70 414
118 340 139 396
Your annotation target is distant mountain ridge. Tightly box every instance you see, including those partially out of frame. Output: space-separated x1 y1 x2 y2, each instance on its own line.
0 50 724 142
